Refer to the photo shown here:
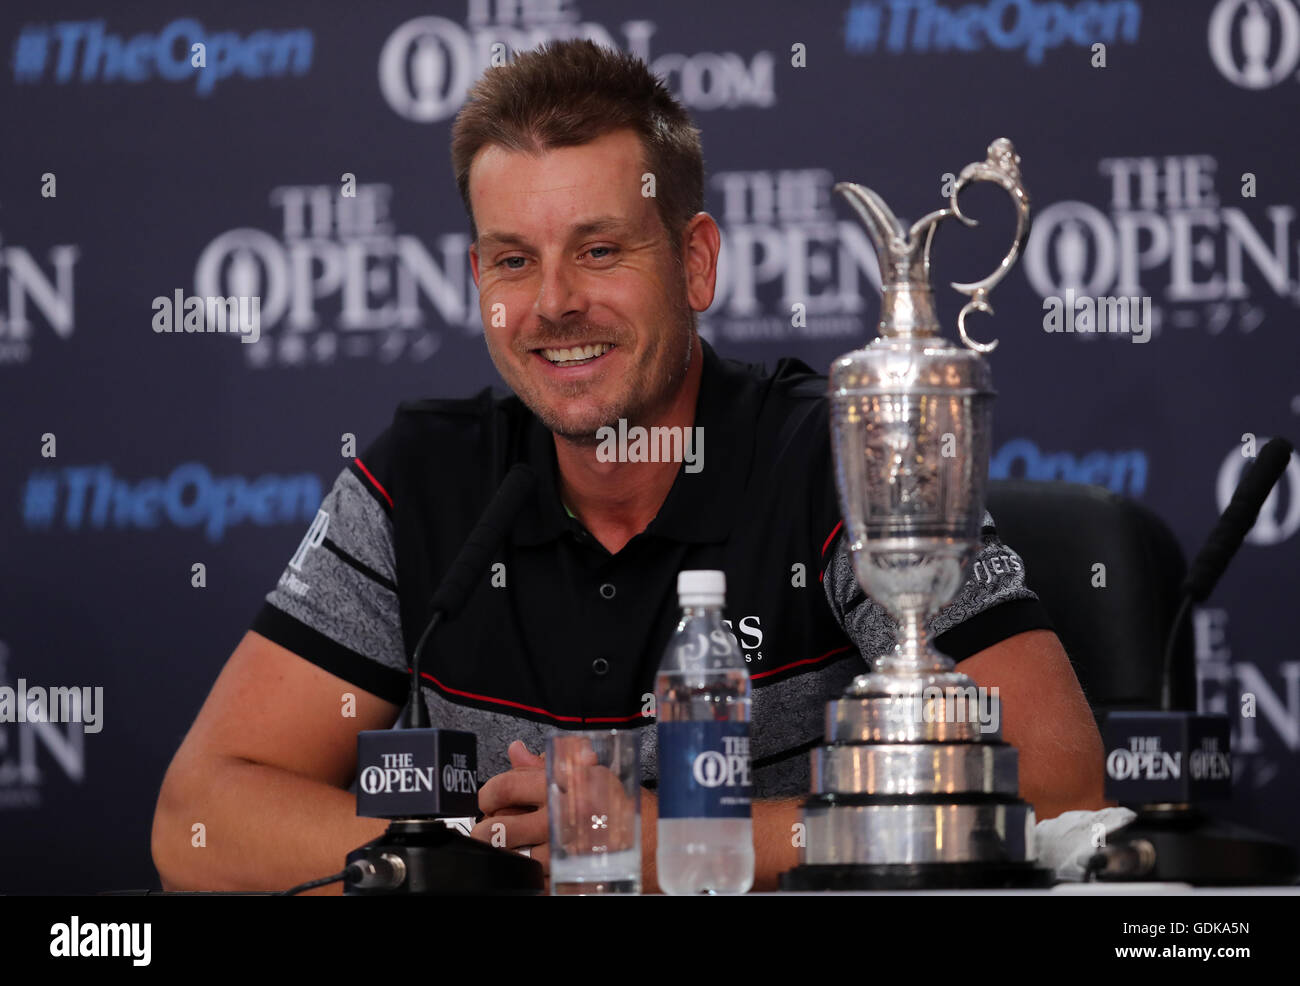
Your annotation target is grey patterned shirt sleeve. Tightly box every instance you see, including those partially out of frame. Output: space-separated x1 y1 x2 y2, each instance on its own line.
263 468 408 678
822 510 1041 669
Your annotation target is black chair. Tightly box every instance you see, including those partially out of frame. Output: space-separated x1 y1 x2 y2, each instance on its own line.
985 479 1195 719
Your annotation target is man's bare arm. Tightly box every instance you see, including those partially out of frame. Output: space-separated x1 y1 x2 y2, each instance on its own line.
955 627 1112 819
751 796 802 891
151 631 397 894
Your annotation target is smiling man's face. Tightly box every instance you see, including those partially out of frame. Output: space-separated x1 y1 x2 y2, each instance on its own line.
468 129 696 443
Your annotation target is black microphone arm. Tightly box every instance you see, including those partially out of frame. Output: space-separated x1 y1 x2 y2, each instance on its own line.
1182 436 1294 603
404 463 537 728
1098 435 1299 886
1160 436 1294 710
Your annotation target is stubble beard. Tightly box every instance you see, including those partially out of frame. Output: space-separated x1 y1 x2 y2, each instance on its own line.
502 299 696 448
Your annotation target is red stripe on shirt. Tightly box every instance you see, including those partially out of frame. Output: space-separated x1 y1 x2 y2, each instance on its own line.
353 457 394 510
415 647 855 719
750 644 854 680
819 519 844 584
821 519 843 556
416 670 645 724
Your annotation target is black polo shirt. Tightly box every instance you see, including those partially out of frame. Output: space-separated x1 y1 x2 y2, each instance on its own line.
252 339 1052 796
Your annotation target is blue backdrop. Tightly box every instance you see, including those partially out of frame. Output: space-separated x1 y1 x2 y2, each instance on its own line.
2 0 1297 893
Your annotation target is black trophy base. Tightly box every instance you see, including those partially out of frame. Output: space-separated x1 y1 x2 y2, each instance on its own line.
345 819 545 895
780 859 1056 892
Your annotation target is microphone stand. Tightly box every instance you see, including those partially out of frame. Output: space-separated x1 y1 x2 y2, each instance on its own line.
342 603 543 894
344 465 545 895
1093 439 1299 885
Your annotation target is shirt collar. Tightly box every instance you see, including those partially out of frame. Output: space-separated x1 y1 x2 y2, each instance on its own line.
510 338 754 547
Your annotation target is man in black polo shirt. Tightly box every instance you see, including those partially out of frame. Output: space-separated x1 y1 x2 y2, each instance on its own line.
152 40 1106 894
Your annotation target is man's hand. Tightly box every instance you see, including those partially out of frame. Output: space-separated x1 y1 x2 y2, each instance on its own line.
549 740 637 859
471 740 550 873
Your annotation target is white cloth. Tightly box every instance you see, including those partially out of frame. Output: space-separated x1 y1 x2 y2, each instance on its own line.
1036 807 1137 881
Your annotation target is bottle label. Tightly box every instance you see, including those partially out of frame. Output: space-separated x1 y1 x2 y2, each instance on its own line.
657 721 753 819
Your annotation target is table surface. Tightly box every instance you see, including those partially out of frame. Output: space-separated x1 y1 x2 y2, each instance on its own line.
758 883 1300 895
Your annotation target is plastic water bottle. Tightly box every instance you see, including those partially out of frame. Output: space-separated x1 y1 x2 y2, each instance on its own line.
655 570 754 894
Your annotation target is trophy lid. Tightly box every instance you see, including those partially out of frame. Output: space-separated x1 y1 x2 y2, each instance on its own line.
830 138 1030 397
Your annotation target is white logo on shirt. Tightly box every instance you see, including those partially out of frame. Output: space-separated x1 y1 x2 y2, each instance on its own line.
288 509 329 571
280 509 329 596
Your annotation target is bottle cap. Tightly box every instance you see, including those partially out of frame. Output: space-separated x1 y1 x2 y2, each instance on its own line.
678 570 725 607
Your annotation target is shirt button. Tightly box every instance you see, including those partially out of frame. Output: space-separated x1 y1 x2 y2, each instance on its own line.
599 583 616 600
591 657 610 676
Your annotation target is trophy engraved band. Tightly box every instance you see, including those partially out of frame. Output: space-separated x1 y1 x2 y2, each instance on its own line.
782 140 1054 890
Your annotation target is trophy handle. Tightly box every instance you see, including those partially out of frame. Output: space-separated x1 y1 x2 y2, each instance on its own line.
835 139 1030 346
943 138 1032 354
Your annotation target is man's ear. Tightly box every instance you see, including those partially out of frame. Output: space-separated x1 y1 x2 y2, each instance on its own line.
681 213 721 314
469 240 481 287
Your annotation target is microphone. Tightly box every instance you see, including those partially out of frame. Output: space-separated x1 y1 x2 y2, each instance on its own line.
1097 436 1298 885
1182 437 1294 604
341 464 543 895
1160 436 1293 710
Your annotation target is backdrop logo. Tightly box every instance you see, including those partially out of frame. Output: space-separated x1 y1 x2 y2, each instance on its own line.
1024 153 1293 337
843 0 1141 64
378 6 774 122
0 643 84 812
10 19 313 95
0 234 79 365
702 168 880 344
990 438 1147 496
19 463 322 542
194 183 464 368
1208 0 1300 89
1196 609 1299 792
1217 442 1300 544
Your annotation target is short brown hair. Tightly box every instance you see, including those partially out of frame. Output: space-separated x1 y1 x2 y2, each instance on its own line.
451 40 703 249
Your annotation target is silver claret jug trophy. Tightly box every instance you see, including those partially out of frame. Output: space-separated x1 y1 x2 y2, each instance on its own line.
782 140 1055 890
